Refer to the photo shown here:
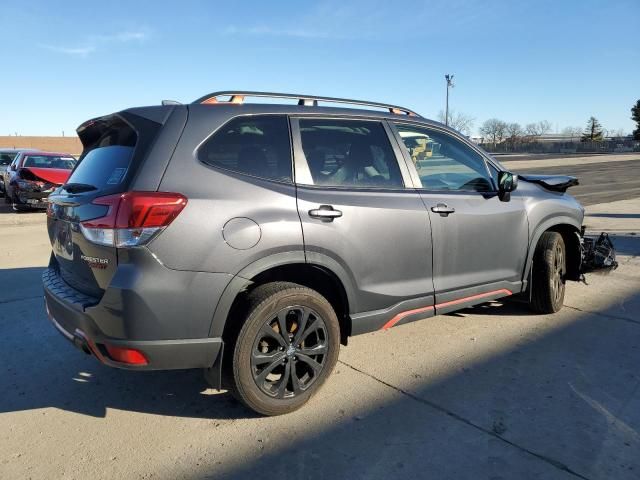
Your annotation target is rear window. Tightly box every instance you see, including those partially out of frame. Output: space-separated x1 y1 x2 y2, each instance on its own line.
23 155 76 170
198 115 292 182
68 117 138 191
67 146 134 189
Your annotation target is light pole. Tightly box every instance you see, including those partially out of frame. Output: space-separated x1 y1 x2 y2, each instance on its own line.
445 74 454 126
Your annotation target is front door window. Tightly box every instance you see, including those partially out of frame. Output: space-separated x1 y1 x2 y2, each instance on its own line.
394 124 494 192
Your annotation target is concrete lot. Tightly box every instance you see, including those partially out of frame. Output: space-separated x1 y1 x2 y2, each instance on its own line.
1 155 639 479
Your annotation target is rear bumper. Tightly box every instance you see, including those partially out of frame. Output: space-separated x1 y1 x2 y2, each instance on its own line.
43 266 224 370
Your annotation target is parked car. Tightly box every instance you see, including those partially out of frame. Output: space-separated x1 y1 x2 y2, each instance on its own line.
44 91 594 416
0 149 30 196
5 151 76 210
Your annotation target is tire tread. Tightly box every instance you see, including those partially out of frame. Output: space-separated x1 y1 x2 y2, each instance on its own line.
227 281 339 416
529 231 565 313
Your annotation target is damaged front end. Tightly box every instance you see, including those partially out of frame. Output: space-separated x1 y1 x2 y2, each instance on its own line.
579 228 618 277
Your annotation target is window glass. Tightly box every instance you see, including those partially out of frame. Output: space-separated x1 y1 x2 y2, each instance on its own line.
299 119 403 188
23 155 76 170
67 146 134 189
486 161 499 181
394 124 494 192
0 152 16 165
198 115 292 182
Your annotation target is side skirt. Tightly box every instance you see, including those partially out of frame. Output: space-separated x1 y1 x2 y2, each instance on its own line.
350 282 520 335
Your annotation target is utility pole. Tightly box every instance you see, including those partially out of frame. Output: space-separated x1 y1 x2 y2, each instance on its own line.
445 74 454 126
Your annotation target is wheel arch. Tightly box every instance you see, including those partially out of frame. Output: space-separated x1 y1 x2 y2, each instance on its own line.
523 217 582 284
209 253 356 346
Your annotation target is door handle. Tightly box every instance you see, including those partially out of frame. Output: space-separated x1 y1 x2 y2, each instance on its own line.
431 203 455 216
309 205 343 222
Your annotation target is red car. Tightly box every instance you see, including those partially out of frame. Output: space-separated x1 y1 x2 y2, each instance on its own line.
5 151 76 210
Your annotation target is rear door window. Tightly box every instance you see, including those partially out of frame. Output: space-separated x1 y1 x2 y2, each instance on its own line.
198 115 292 182
297 119 404 188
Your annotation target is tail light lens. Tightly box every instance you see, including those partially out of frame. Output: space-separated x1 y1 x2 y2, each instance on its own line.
80 191 187 248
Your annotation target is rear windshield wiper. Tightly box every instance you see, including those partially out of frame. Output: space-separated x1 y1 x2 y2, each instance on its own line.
62 182 98 193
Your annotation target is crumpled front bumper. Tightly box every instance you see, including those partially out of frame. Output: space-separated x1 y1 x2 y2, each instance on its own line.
15 185 55 208
580 228 618 274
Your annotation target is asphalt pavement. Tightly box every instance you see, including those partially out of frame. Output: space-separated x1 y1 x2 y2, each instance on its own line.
503 153 640 206
1 154 639 480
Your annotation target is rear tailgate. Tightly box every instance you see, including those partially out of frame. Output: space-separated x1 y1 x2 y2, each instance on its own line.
46 111 167 299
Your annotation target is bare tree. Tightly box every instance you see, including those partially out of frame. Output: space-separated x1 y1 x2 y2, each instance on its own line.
610 128 626 139
524 120 552 142
505 122 524 145
525 120 552 137
479 119 507 146
538 120 552 135
437 110 475 136
562 126 583 142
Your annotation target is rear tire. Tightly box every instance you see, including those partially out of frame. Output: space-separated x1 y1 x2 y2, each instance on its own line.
226 282 340 416
529 232 566 313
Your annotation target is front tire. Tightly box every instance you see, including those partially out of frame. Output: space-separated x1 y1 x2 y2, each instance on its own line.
227 282 340 416
529 232 566 313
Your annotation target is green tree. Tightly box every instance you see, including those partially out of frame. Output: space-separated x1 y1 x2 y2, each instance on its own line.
632 99 640 140
581 116 604 142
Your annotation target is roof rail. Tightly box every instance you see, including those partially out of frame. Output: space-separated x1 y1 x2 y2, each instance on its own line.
192 91 420 117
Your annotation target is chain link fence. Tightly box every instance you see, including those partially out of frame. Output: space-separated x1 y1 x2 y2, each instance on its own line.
481 139 639 154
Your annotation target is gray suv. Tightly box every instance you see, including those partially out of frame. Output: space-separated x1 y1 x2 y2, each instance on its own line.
44 91 586 415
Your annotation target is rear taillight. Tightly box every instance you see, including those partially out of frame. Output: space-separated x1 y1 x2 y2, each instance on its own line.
80 191 187 248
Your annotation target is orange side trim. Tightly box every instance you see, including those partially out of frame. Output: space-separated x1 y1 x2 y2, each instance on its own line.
380 289 512 330
381 305 434 330
435 289 512 310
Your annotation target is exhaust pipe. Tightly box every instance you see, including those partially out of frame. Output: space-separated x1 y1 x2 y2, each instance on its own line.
72 332 92 355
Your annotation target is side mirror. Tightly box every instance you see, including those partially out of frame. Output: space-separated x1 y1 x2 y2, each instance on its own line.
498 171 517 201
10 164 16 171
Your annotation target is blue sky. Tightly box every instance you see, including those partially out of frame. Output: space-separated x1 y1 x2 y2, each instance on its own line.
1 0 638 136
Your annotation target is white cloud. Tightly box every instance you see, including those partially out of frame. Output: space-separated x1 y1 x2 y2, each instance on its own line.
38 44 96 57
38 29 150 57
92 31 149 43
222 25 344 40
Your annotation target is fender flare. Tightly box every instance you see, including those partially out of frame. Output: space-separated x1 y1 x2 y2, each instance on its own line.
207 250 358 337
522 215 581 283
